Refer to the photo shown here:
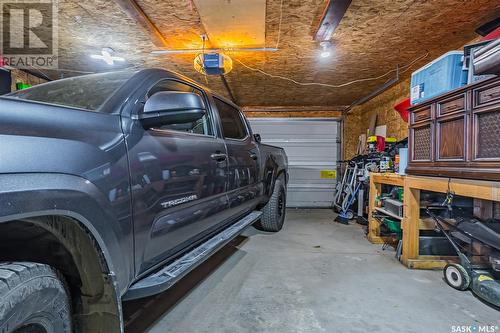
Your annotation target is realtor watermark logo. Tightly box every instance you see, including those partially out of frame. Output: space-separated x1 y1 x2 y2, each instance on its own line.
0 0 58 69
451 324 499 333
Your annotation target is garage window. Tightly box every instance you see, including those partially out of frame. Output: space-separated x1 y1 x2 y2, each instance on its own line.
214 98 248 140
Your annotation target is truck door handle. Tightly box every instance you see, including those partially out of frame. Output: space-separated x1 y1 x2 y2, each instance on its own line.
249 153 258 160
211 153 227 162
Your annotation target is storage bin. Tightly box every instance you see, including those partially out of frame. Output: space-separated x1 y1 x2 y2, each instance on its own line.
410 51 468 105
382 217 402 240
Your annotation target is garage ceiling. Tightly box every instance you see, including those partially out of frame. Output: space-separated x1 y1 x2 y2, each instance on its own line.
53 0 498 107
193 0 267 48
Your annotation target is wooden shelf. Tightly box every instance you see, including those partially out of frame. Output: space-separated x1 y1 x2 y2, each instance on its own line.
405 256 459 270
370 172 405 186
368 172 405 245
367 173 500 270
367 234 393 244
374 207 403 220
400 175 500 269
419 217 437 230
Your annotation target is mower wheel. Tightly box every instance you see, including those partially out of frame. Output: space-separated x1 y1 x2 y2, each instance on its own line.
444 263 471 291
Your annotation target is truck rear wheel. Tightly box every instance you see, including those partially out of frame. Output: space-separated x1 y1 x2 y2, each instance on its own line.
255 177 286 232
0 262 72 333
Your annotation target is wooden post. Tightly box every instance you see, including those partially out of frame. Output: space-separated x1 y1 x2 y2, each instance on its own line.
401 185 420 265
367 176 382 242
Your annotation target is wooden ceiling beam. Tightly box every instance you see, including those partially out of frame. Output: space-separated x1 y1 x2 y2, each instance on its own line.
114 0 168 47
313 0 352 41
243 106 345 112
242 106 343 118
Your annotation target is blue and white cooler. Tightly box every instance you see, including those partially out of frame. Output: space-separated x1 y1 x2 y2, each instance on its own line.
410 51 468 105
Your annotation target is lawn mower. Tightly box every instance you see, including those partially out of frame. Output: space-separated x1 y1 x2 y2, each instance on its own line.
427 206 500 308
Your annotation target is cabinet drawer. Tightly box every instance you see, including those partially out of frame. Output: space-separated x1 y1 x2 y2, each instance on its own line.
412 107 431 123
474 83 500 108
438 95 465 117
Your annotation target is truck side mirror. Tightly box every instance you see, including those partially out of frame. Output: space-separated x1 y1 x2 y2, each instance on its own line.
253 134 262 143
139 91 206 128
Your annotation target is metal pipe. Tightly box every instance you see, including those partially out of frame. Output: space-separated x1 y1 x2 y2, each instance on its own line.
344 65 400 113
220 75 237 103
151 47 279 55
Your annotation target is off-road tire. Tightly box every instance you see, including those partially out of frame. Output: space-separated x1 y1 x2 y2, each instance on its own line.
255 177 286 232
0 262 72 333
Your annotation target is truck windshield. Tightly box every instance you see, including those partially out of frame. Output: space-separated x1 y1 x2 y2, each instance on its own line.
5 70 135 112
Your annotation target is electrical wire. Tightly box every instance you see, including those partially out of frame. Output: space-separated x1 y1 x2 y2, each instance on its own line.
234 52 429 89
200 35 209 84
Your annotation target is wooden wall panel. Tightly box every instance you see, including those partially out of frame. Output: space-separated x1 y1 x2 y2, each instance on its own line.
343 77 410 159
10 70 47 92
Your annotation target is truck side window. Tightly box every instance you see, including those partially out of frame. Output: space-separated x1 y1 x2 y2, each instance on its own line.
214 98 248 140
144 80 213 136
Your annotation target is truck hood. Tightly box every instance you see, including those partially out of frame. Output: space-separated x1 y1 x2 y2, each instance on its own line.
0 98 127 179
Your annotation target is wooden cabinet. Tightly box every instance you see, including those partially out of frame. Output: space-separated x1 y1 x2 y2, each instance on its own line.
407 77 500 180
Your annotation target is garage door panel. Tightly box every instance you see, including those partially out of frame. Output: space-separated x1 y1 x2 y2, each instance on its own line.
251 121 338 140
277 142 337 162
288 167 336 186
287 186 335 208
249 118 340 208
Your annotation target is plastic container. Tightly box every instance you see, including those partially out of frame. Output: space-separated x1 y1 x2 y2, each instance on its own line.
464 40 496 84
398 148 408 176
410 51 468 105
397 187 404 202
382 217 402 240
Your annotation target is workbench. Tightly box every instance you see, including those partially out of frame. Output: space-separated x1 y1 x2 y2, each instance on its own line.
367 173 500 270
401 175 500 269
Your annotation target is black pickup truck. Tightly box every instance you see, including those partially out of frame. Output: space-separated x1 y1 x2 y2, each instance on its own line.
0 69 288 332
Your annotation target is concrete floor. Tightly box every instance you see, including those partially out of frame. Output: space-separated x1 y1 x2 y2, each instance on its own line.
123 209 499 333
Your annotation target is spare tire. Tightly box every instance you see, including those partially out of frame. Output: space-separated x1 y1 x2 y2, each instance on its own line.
0 262 72 333
255 176 286 232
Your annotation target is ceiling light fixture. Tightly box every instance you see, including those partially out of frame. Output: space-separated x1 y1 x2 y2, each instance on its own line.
90 48 125 65
321 50 331 58
319 41 332 58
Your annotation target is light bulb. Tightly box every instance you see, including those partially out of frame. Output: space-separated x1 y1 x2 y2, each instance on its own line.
321 51 331 58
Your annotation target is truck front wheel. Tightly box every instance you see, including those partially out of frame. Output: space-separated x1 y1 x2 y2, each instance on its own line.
255 177 286 232
0 262 72 333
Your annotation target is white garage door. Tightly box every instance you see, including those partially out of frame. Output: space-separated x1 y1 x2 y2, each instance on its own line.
249 118 340 208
